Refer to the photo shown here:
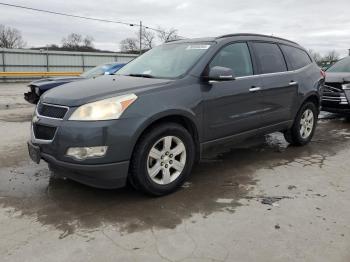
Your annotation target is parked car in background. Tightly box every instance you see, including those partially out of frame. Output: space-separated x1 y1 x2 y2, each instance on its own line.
24 62 126 104
321 56 350 115
28 34 323 195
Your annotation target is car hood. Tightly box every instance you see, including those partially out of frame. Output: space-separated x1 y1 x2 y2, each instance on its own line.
41 75 174 106
30 76 84 87
325 72 350 83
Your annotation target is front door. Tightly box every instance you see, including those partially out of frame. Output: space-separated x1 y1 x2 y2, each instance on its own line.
202 42 264 141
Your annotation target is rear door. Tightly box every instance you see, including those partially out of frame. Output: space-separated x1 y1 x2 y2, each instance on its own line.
202 42 264 141
250 42 298 126
279 44 315 113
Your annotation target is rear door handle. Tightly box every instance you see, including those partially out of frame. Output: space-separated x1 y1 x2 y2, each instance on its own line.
289 81 298 86
249 87 261 92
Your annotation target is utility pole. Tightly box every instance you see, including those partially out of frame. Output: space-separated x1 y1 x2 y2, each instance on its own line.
139 21 142 55
46 44 49 72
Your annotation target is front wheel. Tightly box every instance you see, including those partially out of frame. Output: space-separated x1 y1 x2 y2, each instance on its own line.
129 123 195 196
284 102 318 146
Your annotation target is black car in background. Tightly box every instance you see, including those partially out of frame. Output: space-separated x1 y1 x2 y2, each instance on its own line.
24 62 126 104
321 56 350 114
28 34 323 195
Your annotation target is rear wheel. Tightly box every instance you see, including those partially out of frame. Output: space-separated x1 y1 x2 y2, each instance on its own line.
284 102 318 146
130 123 195 196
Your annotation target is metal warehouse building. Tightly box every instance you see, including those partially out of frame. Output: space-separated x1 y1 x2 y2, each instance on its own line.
0 48 137 81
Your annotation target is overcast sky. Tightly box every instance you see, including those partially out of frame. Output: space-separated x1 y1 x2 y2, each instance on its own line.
1 0 350 57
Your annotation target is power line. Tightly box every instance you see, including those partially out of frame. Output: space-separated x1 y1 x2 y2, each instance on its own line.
0 2 165 33
0 2 186 54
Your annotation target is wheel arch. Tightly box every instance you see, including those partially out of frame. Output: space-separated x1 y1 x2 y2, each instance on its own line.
131 109 201 162
301 92 321 112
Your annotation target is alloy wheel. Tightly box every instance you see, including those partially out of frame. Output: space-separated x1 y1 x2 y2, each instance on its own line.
147 136 187 185
300 109 314 139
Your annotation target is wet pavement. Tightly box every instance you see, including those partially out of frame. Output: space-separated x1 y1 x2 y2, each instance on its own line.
0 83 350 261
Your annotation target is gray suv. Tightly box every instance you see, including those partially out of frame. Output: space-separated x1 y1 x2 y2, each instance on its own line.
28 34 324 195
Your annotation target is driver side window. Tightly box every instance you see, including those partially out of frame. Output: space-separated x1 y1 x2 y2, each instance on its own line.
209 42 253 77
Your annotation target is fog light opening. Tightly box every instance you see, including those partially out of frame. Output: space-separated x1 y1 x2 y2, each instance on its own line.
66 146 108 160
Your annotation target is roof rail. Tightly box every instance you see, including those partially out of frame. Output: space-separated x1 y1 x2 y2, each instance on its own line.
165 37 188 43
216 33 299 45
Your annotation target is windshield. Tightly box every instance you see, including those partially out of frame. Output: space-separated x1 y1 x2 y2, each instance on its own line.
327 57 350 73
81 64 114 78
116 42 213 79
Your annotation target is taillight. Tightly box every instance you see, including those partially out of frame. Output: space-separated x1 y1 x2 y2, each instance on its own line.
320 70 326 79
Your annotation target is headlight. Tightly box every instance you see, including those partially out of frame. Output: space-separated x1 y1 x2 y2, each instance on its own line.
342 83 350 90
69 94 137 121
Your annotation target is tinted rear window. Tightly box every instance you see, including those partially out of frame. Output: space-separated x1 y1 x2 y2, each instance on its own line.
280 45 312 70
252 42 287 74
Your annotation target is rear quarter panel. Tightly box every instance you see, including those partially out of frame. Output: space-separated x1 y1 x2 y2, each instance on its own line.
294 63 323 115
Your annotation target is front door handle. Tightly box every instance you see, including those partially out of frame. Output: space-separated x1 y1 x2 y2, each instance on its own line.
249 87 262 92
289 81 298 86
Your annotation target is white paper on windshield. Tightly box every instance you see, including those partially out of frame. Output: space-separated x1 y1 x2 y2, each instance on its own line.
186 45 210 50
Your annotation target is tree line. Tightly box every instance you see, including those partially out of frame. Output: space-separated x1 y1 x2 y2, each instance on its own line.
308 49 340 65
0 24 179 53
0 24 344 61
119 27 180 53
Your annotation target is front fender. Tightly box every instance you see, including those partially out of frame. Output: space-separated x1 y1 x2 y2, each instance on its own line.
132 108 201 144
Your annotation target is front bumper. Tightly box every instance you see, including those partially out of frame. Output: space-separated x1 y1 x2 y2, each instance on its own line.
24 85 40 104
24 90 40 104
42 152 130 189
321 106 350 115
29 108 145 189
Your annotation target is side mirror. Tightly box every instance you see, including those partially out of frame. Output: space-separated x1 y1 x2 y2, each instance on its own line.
208 66 235 82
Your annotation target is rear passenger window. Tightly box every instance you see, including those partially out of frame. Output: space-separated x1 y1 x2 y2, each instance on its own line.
209 42 253 77
251 42 287 74
280 45 312 70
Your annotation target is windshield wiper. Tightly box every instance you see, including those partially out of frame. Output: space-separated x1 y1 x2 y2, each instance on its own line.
127 73 154 78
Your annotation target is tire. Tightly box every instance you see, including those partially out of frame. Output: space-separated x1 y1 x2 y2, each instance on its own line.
284 101 318 146
129 122 195 196
126 172 140 191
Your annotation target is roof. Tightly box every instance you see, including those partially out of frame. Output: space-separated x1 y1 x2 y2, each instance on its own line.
166 33 299 46
216 33 299 45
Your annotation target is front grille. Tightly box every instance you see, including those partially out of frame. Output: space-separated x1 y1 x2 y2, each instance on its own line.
324 82 343 92
322 92 348 105
37 103 68 119
33 124 57 140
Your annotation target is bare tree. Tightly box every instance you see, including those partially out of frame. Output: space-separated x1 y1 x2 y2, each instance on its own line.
61 33 95 51
324 50 339 62
157 27 180 42
83 35 94 49
139 28 155 50
0 24 26 48
62 33 83 49
308 49 322 63
120 38 138 53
